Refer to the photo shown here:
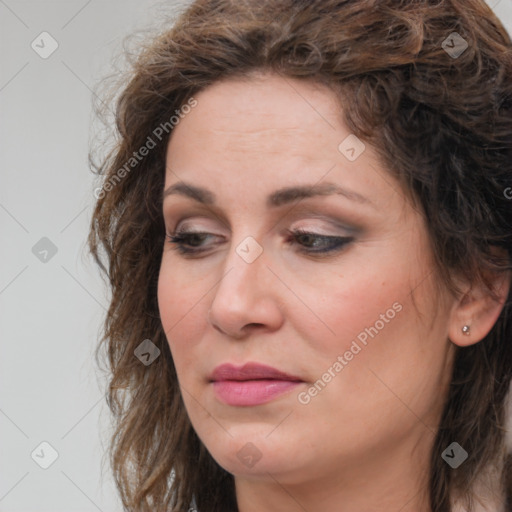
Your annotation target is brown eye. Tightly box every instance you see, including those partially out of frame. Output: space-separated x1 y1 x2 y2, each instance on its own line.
166 231 221 255
286 228 354 255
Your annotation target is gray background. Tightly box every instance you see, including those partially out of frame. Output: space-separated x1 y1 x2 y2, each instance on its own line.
1 1 511 510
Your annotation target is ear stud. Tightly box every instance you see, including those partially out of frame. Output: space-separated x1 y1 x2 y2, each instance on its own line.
461 325 470 336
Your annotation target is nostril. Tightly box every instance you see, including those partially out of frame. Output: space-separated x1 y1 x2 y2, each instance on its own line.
246 323 264 329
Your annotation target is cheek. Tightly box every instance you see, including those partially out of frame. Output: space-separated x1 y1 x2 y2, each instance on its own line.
304 269 450 435
304 227 438 364
299 259 408 360
157 262 206 369
322 261 436 366
299 246 449 402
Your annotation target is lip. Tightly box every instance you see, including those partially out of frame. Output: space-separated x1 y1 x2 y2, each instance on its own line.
209 362 302 382
209 363 303 406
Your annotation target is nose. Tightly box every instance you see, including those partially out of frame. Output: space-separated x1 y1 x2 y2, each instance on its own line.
207 239 285 339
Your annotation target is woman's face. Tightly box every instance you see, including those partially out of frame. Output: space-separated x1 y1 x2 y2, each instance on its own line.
158 73 456 487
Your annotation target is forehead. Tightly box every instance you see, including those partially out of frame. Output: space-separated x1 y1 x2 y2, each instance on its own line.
166 74 346 164
163 74 406 221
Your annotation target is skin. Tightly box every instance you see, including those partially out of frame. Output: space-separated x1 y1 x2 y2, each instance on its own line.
157 72 508 512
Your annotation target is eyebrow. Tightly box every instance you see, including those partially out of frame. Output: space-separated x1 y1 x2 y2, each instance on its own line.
163 181 373 208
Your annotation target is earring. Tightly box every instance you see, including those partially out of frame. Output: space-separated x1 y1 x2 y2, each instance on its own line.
461 325 470 336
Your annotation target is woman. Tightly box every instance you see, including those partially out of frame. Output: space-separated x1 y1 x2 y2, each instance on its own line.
88 0 512 510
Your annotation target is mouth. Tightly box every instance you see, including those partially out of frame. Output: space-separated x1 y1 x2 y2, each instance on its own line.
209 362 304 407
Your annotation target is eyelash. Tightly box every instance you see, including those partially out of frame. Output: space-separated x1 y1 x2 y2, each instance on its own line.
165 227 354 257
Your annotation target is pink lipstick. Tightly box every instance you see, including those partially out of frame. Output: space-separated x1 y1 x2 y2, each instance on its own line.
209 362 303 406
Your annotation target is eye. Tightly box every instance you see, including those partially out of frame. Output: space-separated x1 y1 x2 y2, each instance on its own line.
284 228 354 256
165 230 221 255
165 227 353 257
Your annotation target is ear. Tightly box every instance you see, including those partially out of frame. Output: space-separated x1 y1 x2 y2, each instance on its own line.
448 268 510 347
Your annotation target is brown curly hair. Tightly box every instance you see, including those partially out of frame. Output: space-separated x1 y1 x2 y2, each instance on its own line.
88 0 512 510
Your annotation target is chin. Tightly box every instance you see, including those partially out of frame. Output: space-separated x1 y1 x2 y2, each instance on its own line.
198 426 307 480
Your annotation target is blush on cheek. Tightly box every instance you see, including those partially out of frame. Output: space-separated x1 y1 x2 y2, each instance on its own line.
324 280 406 342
